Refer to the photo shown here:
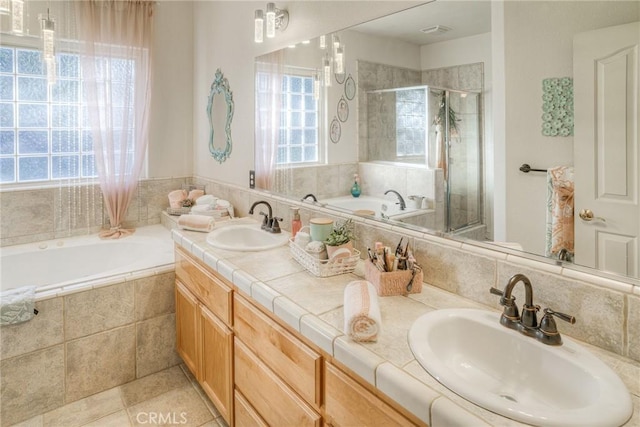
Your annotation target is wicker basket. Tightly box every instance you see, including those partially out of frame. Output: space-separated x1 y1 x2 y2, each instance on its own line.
290 239 360 277
364 260 423 296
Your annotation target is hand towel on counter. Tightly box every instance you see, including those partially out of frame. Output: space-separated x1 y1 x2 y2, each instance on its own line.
177 214 215 232
343 280 381 342
195 194 217 206
545 166 574 258
168 189 188 209
1 286 37 325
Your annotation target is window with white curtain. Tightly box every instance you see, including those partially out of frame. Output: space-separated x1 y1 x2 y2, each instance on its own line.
0 44 135 183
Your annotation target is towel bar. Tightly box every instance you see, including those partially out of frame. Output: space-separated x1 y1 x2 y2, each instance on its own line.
519 164 547 173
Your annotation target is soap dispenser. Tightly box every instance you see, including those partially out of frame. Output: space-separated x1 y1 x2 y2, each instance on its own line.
351 174 361 198
291 207 302 239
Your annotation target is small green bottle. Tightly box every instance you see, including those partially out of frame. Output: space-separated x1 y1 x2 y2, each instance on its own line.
351 173 361 198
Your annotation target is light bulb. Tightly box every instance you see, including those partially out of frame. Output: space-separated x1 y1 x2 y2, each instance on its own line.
254 10 264 43
319 35 326 49
0 0 10 15
323 57 332 87
266 3 276 38
335 47 344 75
11 0 24 35
40 10 56 59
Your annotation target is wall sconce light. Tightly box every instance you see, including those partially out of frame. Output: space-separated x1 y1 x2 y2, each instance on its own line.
39 8 56 85
11 0 24 35
323 55 332 87
254 2 289 43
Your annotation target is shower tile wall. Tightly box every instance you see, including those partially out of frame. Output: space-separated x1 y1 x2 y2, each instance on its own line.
0 177 191 247
0 271 179 426
357 60 422 162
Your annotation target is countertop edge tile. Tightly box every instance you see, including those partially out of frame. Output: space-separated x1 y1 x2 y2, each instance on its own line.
251 281 281 313
376 362 439 425
232 270 256 296
273 296 308 333
300 314 344 356
431 397 491 427
216 259 237 283
334 336 385 386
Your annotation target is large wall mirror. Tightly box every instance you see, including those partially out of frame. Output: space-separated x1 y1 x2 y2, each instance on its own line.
254 1 640 283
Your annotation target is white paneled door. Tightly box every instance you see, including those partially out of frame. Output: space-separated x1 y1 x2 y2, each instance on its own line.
573 21 640 278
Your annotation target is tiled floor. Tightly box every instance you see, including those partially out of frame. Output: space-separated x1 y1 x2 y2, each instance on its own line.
9 365 227 427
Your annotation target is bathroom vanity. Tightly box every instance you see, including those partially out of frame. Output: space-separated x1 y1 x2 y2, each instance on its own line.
172 226 639 427
174 244 419 426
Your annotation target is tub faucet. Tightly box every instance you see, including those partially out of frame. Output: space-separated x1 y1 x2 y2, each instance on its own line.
249 200 280 233
301 193 318 202
490 273 539 336
384 190 406 210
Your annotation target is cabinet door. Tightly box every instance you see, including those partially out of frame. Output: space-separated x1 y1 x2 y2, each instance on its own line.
324 362 414 427
175 281 200 377
200 305 234 425
235 339 321 427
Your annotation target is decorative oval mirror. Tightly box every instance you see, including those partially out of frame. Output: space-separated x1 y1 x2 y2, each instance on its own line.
207 68 234 163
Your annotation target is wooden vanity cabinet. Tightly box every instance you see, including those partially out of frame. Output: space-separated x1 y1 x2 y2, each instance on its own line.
174 248 233 425
324 362 416 427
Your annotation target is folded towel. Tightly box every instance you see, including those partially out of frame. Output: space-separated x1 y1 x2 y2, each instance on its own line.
1 286 37 325
191 204 214 213
343 280 381 342
168 189 187 209
188 189 205 201
177 214 215 232
196 194 217 206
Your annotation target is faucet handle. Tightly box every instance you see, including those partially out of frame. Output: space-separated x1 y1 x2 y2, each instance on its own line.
258 211 270 229
489 287 503 296
270 216 283 233
544 308 576 325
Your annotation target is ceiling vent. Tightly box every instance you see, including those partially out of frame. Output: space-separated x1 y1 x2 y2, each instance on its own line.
420 25 452 35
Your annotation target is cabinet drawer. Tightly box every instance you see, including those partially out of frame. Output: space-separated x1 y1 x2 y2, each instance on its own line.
235 339 321 427
234 294 321 406
324 362 414 427
175 247 232 326
234 390 268 427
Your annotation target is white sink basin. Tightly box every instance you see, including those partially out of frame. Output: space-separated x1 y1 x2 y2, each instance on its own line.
408 309 633 427
206 221 289 251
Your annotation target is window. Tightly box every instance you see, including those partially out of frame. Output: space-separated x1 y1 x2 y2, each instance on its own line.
0 45 136 184
278 73 318 165
396 89 426 158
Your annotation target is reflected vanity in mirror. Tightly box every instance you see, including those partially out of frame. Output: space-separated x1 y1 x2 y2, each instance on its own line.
208 68 234 163
254 1 640 282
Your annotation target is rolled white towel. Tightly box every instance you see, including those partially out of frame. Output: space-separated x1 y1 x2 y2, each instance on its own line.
343 280 381 342
177 214 215 232
1 286 37 325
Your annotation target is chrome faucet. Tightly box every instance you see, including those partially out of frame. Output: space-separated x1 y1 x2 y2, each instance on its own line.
248 200 281 233
384 189 406 210
490 273 575 345
301 193 318 202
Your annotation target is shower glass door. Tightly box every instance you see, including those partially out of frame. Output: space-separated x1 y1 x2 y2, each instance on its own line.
445 90 482 232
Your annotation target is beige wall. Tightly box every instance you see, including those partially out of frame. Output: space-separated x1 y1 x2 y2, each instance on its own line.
191 1 423 187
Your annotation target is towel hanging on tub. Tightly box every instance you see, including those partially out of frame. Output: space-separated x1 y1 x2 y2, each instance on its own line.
1 286 37 326
545 166 574 259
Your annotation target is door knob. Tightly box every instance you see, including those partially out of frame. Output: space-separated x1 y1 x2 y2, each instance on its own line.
579 209 606 222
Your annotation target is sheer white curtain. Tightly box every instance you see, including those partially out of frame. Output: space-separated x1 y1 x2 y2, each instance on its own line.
76 0 154 239
255 50 284 191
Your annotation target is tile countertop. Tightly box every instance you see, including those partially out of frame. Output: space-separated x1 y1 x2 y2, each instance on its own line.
171 227 640 427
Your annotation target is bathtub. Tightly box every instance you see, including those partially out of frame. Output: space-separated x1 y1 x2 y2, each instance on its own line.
1 224 174 297
323 195 418 218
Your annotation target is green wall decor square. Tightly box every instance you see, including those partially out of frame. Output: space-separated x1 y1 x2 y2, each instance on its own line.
541 77 573 137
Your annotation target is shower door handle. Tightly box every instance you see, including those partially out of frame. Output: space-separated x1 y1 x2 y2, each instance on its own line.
579 209 606 223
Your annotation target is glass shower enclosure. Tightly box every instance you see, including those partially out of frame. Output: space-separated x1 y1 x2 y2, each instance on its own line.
366 85 483 234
